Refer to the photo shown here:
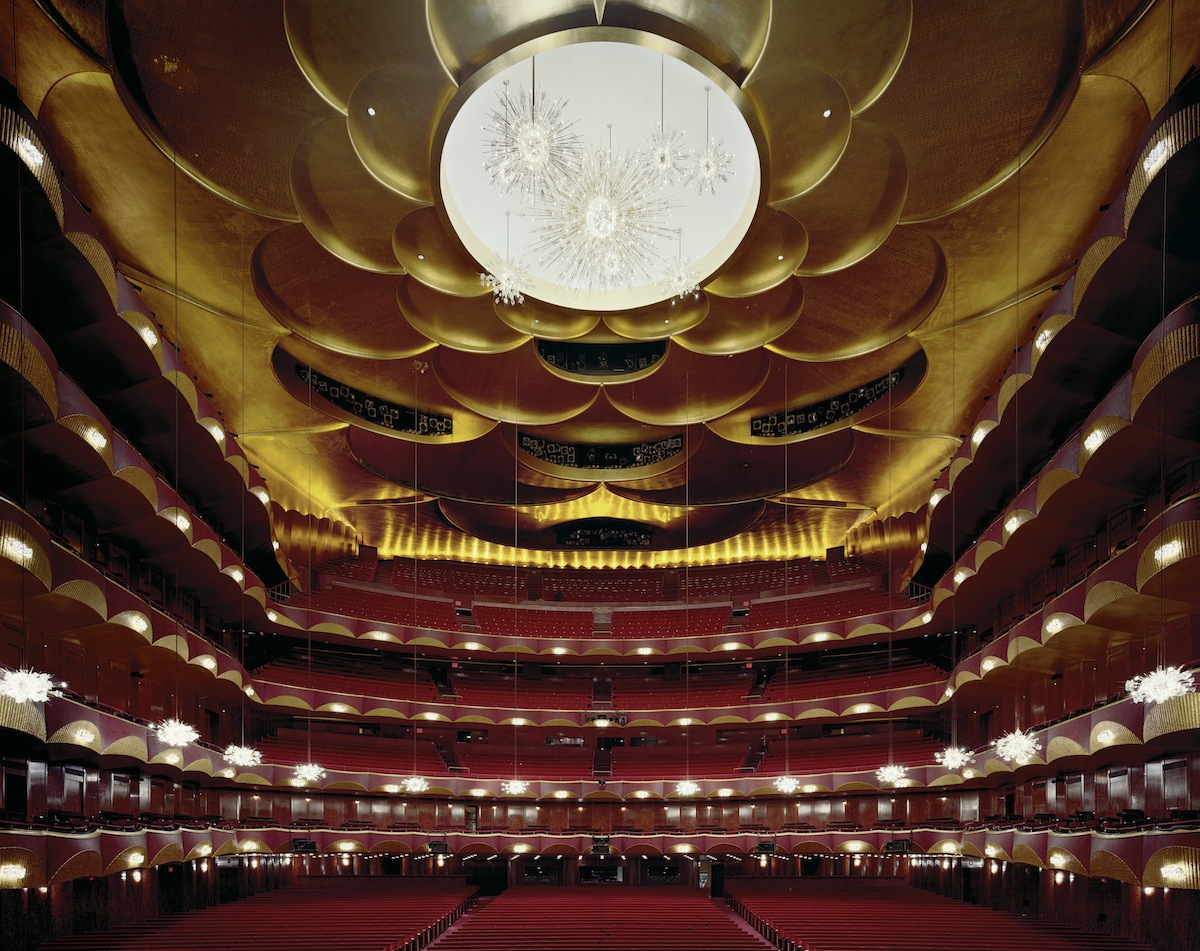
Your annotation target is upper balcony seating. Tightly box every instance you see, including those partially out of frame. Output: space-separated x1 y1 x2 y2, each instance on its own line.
434 885 768 951
313 551 377 582
680 559 814 599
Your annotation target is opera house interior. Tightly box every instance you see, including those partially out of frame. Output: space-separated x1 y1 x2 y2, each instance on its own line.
2 2 1200 950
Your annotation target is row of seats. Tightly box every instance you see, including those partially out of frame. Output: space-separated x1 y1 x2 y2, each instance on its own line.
741 591 911 632
763 659 943 702
541 568 664 602
611 605 733 637
612 671 754 708
472 604 595 637
255 660 442 702
724 878 1146 951
393 559 527 597
284 587 461 630
449 672 595 707
36 877 476 951
255 731 447 776
433 885 767 951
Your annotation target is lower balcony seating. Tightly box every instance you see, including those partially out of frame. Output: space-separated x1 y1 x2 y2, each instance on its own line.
757 731 943 776
611 604 732 638
724 878 1148 951
456 744 594 780
612 669 754 709
472 604 595 638
764 658 944 702
450 671 595 709
608 744 748 780
394 558 528 598
256 729 446 776
283 586 460 630
256 660 442 702
433 885 768 951
741 590 912 632
34 876 476 951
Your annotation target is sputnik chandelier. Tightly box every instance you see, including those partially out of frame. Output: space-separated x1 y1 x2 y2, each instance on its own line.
478 57 734 303
934 746 974 771
0 667 61 704
675 779 701 797
1126 665 1194 705
501 779 530 795
222 744 262 768
992 728 1042 764
293 762 326 784
402 776 430 793
154 717 199 747
773 775 800 794
875 764 908 785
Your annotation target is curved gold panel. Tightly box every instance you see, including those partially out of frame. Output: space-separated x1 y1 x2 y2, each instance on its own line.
433 341 599 425
254 225 434 359
1144 693 1200 743
754 1 911 113
108 0 336 220
392 208 490 297
782 120 908 276
868 0 1082 222
702 209 808 299
746 66 851 203
284 0 451 111
290 118 424 273
346 65 458 205
1089 850 1140 885
603 293 709 341
495 296 603 340
397 277 528 353
604 346 770 425
674 279 803 356
768 228 943 361
1131 324 1200 418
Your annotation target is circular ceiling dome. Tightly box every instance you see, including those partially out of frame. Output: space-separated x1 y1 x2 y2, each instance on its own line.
438 37 762 312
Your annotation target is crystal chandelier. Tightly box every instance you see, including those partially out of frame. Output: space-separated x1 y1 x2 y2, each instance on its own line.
531 146 677 293
483 80 582 200
501 778 529 795
154 718 199 746
641 123 687 185
1126 666 1195 705
480 257 531 306
222 744 262 768
0 667 60 704
685 138 735 196
402 776 430 793
659 258 700 300
774 775 800 794
934 746 974 771
875 764 908 785
675 779 701 797
293 762 326 784
993 728 1041 764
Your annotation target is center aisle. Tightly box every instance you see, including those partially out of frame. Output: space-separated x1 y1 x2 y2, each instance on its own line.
429 885 772 951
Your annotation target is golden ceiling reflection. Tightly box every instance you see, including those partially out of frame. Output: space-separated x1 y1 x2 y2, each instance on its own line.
16 0 1192 565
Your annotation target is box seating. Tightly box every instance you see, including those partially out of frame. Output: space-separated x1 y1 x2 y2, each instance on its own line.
256 729 446 776
35 877 476 951
724 878 1148 951
433 885 767 951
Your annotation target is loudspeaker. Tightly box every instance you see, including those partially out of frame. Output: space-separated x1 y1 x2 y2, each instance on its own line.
429 841 451 854
291 838 318 853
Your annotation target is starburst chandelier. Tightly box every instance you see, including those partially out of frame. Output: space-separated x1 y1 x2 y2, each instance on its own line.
683 86 735 196
222 744 262 768
875 764 908 785
0 667 60 704
531 146 676 293
675 779 701 797
641 123 687 185
774 775 800 794
1126 666 1195 705
293 762 326 784
480 258 531 305
993 728 1041 764
659 258 700 300
934 746 974 771
402 776 430 793
154 718 199 747
483 79 581 200
501 778 529 795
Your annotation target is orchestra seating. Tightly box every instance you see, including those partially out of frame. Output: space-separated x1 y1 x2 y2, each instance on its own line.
256 729 447 776
432 885 768 951
472 604 596 638
724 878 1149 951
34 877 476 951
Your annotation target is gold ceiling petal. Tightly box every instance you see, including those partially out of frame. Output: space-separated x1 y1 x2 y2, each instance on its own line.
611 428 856 505
494 297 603 340
1086 0 1200 114
290 118 424 274
426 0 598 84
37 71 280 330
745 66 850 204
752 0 912 114
9 0 102 114
673 278 803 356
910 73 1148 334
1080 0 1151 66
347 427 593 504
346 65 457 205
602 293 709 341
864 0 1083 222
284 0 451 112
702 209 808 299
767 227 944 362
392 207 490 297
272 336 495 446
781 119 908 277
604 347 770 426
397 277 528 354
38 1 107 63
252 224 433 360
107 0 337 220
708 344 924 447
517 392 681 444
600 0 771 84
433 341 600 425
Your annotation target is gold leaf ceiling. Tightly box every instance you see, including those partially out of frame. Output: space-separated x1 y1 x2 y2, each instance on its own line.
16 0 1197 566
